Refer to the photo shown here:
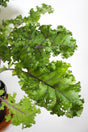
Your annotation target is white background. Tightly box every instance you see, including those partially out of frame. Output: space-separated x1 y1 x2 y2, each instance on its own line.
0 0 88 132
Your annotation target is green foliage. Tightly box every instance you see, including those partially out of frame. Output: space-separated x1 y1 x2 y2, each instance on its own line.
0 0 9 7
0 65 7 72
19 61 84 118
1 93 40 128
0 3 84 129
0 89 4 96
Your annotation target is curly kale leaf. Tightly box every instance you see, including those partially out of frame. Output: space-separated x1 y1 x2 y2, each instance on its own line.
18 61 84 118
0 4 77 65
0 93 40 129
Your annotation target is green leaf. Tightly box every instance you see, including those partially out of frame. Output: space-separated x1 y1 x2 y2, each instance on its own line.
0 65 7 72
0 90 4 96
0 0 9 7
3 94 40 129
20 61 83 118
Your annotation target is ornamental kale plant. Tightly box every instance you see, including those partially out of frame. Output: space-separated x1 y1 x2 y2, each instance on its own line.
0 3 84 129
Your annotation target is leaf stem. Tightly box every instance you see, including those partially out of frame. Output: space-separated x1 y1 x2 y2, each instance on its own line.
0 58 1 68
0 68 14 73
22 71 69 101
0 97 26 114
0 68 70 102
36 44 59 48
